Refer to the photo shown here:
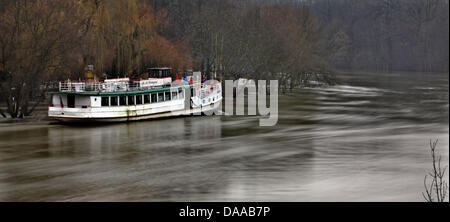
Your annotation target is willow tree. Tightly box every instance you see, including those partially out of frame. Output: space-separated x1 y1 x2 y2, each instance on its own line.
81 0 190 77
0 0 90 118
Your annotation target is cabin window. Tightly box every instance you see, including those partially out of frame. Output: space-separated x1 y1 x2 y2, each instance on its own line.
172 91 177 100
178 89 183 99
101 97 109 107
119 96 127 106
67 94 75 108
128 95 135 105
136 94 143 105
151 93 157 103
111 96 118 106
165 92 171 101
158 93 164 102
144 94 150 104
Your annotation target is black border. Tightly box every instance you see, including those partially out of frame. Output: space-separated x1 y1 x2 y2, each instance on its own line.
1 202 448 221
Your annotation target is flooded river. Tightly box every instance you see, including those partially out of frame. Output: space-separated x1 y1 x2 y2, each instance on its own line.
0 72 448 201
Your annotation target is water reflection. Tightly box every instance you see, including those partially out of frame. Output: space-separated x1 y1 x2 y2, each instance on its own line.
2 117 231 201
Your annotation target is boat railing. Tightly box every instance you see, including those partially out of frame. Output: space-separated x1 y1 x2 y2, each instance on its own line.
59 81 133 92
58 80 173 93
199 82 221 99
58 79 218 94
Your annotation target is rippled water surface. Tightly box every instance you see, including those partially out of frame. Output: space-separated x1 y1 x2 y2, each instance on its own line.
0 72 448 201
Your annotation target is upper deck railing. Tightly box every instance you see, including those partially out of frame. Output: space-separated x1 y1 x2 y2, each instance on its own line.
59 81 137 92
57 77 220 99
58 77 172 93
199 81 222 99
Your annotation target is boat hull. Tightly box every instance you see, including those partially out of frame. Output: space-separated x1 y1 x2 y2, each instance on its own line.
49 100 222 123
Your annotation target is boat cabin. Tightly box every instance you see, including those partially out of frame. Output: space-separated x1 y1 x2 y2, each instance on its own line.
147 67 172 78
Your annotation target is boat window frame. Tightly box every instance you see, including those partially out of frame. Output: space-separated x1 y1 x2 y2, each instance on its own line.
110 96 118 106
119 95 127 106
144 94 150 104
158 92 164 102
165 91 171 101
136 94 143 105
172 91 177 100
128 95 135 105
101 96 109 107
151 93 157 103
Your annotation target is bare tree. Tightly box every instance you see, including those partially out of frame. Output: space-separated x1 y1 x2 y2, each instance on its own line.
422 139 448 202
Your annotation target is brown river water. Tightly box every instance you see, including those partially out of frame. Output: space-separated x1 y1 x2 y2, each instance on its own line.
0 71 448 201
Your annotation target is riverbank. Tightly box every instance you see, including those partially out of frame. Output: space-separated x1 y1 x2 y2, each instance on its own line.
0 105 50 124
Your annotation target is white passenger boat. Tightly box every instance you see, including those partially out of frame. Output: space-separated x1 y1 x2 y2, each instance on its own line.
48 71 222 122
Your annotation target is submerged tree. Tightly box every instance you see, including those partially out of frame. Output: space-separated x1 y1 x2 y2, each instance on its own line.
184 1 327 91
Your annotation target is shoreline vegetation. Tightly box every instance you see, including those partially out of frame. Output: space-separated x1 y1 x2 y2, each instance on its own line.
423 139 449 202
422 140 448 202
0 105 49 122
1 0 449 119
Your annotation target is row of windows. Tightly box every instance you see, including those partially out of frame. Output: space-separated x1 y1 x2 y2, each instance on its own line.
202 95 220 104
101 90 184 107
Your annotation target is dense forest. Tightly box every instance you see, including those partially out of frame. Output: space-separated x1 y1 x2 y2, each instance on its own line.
0 0 449 117
307 0 449 73
147 0 450 73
